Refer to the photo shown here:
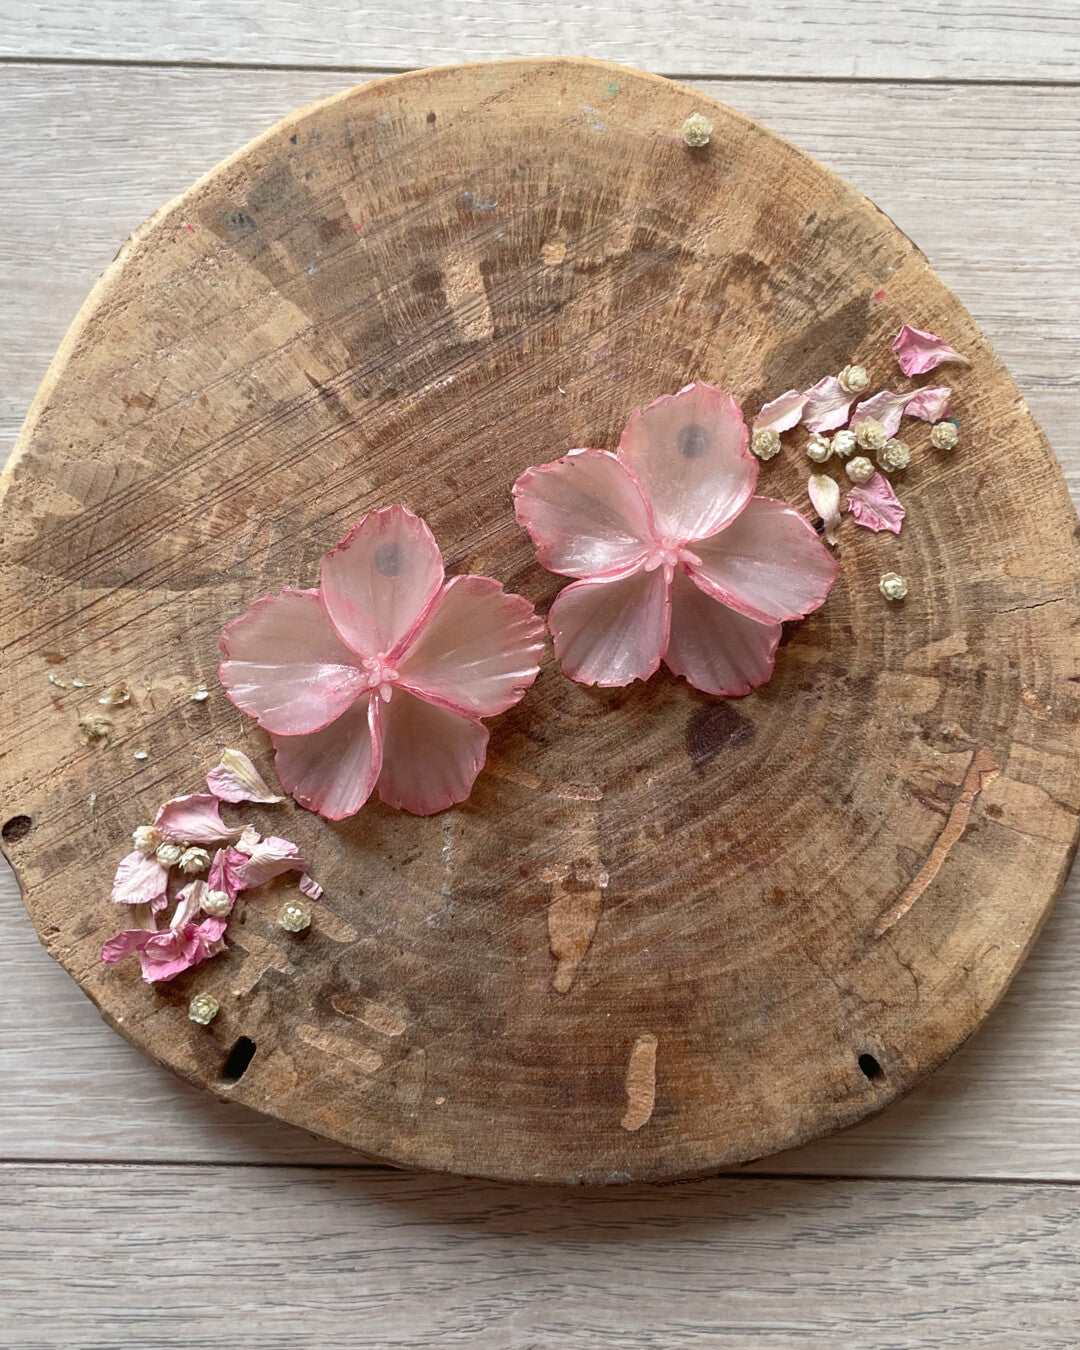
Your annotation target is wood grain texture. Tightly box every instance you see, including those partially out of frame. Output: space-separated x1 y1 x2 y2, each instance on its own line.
3 0 1080 82
3 58 1078 1185
3 1164 1080 1348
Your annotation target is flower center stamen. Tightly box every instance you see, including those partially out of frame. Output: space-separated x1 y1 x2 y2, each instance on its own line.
643 541 701 581
360 656 400 700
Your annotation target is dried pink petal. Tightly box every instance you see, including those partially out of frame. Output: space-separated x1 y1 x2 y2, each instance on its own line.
905 385 954 423
154 793 242 845
752 389 807 435
234 834 309 888
807 474 842 547
801 376 857 434
686 498 838 623
616 381 756 542
298 873 323 901
376 692 489 815
138 916 227 984
548 568 670 687
846 472 906 535
111 850 169 911
206 748 285 803
663 570 781 697
850 390 914 439
394 575 546 717
207 845 249 901
891 325 971 377
512 448 654 578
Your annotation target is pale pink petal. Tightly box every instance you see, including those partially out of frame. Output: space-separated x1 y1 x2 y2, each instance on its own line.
376 690 489 815
298 873 323 901
808 473 842 546
752 389 808 434
235 835 309 888
102 927 157 963
892 324 971 377
802 376 856 434
905 385 953 423
206 749 284 803
394 575 545 718
548 568 670 687
154 793 241 845
850 390 913 438
512 448 655 579
140 918 227 984
664 570 782 697
170 883 204 929
111 851 169 911
208 845 248 900
846 473 906 534
272 694 383 821
320 506 444 659
686 497 838 624
617 382 756 542
219 588 367 736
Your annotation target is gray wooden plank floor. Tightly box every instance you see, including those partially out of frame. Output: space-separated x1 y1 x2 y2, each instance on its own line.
2 5 1079 1342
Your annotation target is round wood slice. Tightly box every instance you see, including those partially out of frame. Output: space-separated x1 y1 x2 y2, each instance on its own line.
3 58 1079 1185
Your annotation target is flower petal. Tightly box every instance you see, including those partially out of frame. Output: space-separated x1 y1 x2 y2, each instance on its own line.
846 472 906 534
376 690 489 815
219 588 367 735
235 835 309 888
617 382 756 542
905 385 953 422
512 448 655 578
664 569 782 696
802 376 856 434
320 506 444 660
548 568 670 687
272 694 383 821
807 473 842 547
206 749 284 803
686 497 839 624
111 851 169 910
208 845 248 900
395 575 545 717
753 389 808 434
154 793 242 845
850 389 913 438
102 927 157 963
299 873 323 901
892 324 971 377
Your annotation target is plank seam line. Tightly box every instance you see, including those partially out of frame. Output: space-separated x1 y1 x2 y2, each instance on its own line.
1 54 1079 89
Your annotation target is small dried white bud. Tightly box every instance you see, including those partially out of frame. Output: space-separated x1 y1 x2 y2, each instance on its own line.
845 456 875 485
855 417 887 452
805 432 832 463
132 824 161 855
179 846 211 875
201 888 233 917
682 113 713 148
877 438 910 473
830 429 857 459
189 683 210 703
278 898 312 933
156 842 184 867
751 427 782 461
133 749 150 762
78 714 112 745
98 683 131 707
838 364 870 393
880 572 909 601
188 992 220 1025
930 421 959 450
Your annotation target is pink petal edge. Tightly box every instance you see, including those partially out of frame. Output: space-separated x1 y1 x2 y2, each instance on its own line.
752 389 808 434
548 567 671 688
850 389 914 439
206 749 285 803
892 325 971 377
846 472 906 534
905 385 954 423
664 569 782 697
154 793 242 845
111 850 169 910
807 474 842 547
801 376 857 434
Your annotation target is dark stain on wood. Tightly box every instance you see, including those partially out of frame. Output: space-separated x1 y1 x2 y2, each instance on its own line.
686 703 755 772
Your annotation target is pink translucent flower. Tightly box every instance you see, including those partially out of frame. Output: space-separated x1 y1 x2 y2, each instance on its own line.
220 507 545 819
102 887 227 984
513 382 838 696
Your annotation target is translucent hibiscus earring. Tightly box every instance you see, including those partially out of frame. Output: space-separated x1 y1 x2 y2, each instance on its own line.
513 381 837 694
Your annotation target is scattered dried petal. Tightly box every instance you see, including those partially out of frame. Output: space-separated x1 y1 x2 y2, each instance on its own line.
892 324 971 377
880 571 909 601
78 714 112 745
206 748 285 804
98 683 131 707
681 113 713 147
851 391 913 439
805 432 832 464
931 421 960 450
808 474 842 546
298 872 323 901
188 992 220 1025
752 389 807 434
905 385 953 423
111 850 169 910
845 456 875 485
750 427 781 461
877 438 910 473
830 429 857 459
838 364 870 394
847 473 906 534
802 376 856 434
278 898 312 932
235 834 308 888
154 793 242 845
